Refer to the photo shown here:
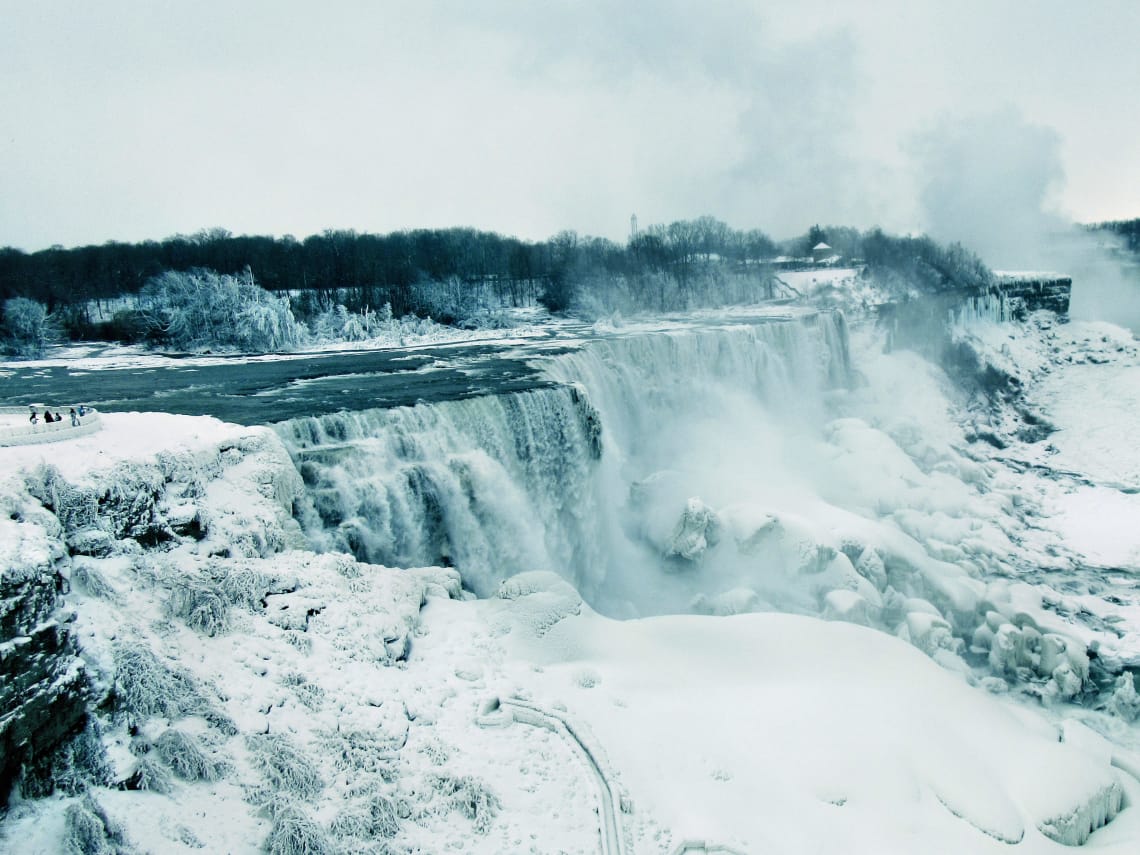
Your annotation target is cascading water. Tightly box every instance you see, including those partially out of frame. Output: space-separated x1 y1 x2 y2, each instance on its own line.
539 310 854 612
276 309 853 610
278 385 605 598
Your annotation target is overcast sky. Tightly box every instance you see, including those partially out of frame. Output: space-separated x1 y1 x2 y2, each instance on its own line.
1 0 1137 251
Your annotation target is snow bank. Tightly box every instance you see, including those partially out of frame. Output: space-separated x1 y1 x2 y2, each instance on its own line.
471 575 1139 853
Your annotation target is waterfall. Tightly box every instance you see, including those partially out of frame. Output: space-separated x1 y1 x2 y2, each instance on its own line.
277 385 605 597
277 310 852 604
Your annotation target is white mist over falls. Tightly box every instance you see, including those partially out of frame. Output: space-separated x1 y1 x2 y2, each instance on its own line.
5 294 1140 853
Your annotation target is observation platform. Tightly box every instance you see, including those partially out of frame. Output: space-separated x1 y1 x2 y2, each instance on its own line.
0 406 102 447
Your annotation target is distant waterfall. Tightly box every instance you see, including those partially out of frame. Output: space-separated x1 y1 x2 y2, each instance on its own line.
277 310 852 600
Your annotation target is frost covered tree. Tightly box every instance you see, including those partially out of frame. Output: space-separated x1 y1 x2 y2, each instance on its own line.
138 268 307 352
311 304 386 342
2 296 55 357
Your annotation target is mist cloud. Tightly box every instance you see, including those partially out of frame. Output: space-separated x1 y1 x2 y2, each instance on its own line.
476 1 887 237
910 107 1140 331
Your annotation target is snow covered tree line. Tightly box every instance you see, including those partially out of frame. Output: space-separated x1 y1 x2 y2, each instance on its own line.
1 224 1001 355
1 268 515 355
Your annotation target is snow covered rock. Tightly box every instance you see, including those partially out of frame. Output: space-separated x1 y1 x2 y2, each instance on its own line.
1108 672 1140 723
691 587 761 616
822 589 873 626
495 571 583 638
664 497 721 562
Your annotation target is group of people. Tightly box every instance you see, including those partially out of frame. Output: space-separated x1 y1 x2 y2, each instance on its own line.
29 405 87 427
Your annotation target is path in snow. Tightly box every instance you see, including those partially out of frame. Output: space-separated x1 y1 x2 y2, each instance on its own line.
478 695 628 855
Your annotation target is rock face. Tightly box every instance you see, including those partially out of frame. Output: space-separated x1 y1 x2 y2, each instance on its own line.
994 274 1072 317
880 275 1072 356
1 426 303 809
0 542 90 805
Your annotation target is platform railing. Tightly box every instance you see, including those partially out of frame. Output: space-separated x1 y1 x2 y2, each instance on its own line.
0 406 102 447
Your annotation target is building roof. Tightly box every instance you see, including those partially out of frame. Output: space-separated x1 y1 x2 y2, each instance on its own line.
813 242 831 250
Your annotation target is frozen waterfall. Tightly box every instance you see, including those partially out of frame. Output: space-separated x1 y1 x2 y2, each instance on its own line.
276 310 852 607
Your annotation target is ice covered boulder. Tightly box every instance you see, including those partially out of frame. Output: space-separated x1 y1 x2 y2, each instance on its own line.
1108 672 1140 723
627 469 684 511
898 610 961 659
690 587 760 616
986 619 1089 697
66 527 114 558
822 589 873 626
853 546 887 589
664 497 721 562
1035 781 1124 846
723 506 781 554
495 571 583 638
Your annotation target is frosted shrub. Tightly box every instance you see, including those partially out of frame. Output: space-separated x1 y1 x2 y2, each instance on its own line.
166 578 230 636
129 755 174 793
214 563 278 611
282 673 325 711
113 643 204 720
2 296 55 357
285 631 314 654
325 729 400 777
246 734 324 798
312 304 384 342
155 449 208 497
365 794 401 838
63 794 132 855
331 795 401 841
20 723 112 799
432 774 501 833
262 801 333 855
101 462 167 540
417 739 450 766
155 729 229 781
25 464 99 534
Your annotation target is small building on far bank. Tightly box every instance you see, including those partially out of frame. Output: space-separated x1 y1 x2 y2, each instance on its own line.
812 242 837 264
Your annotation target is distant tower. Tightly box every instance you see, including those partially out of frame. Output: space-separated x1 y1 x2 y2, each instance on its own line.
630 214 639 241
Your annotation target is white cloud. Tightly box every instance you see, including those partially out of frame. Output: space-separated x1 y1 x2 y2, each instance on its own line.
0 1 1137 250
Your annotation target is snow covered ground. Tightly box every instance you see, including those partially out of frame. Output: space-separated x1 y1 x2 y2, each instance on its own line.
2 303 1140 853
